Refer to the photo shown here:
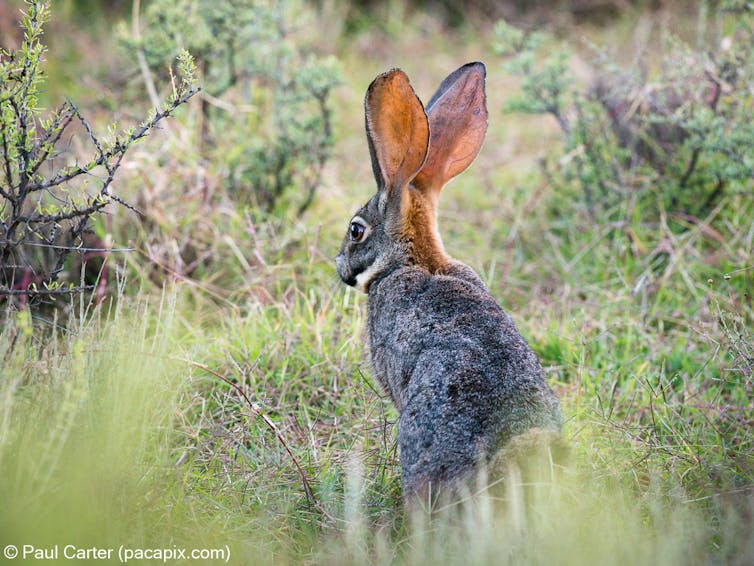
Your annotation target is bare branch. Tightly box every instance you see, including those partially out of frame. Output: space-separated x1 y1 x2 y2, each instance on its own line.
0 124 14 199
0 284 94 297
25 86 199 194
27 102 77 181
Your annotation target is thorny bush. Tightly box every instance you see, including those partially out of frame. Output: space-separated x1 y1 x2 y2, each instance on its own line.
0 1 197 313
493 3 754 231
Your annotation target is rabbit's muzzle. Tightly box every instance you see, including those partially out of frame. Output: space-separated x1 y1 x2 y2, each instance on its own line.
335 253 357 287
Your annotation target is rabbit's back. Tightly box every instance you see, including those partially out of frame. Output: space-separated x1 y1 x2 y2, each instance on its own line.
368 266 561 494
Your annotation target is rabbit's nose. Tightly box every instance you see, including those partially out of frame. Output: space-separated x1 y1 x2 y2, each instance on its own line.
334 254 356 286
334 253 346 277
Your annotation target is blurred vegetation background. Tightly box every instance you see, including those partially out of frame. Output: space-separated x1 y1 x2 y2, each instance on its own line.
1 0 752 564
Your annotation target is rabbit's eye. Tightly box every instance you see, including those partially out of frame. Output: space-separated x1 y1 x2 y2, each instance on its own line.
349 221 366 242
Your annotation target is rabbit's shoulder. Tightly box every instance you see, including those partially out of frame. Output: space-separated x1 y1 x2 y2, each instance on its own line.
368 264 521 358
369 264 492 313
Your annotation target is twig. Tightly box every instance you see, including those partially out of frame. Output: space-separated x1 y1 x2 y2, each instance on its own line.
190 361 318 506
678 146 702 191
27 101 76 181
0 285 93 297
25 86 197 194
0 121 16 198
18 241 134 252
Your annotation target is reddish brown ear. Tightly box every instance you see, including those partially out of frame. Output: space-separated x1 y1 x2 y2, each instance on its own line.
365 69 429 196
412 62 487 195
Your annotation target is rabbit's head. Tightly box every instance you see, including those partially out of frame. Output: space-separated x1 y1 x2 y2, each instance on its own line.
336 62 488 292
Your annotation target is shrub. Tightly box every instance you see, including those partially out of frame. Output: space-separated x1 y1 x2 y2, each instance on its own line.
120 0 340 216
0 1 197 312
493 4 754 229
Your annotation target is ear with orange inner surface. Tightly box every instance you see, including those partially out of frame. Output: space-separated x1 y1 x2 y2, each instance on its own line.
364 69 429 202
412 62 488 201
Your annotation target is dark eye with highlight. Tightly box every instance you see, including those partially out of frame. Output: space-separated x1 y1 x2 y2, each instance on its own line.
349 221 366 242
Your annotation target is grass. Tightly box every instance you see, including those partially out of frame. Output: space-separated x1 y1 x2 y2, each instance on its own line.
2 1 754 564
1 281 751 564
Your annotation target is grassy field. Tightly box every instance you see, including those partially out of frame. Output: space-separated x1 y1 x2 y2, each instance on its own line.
1 1 753 564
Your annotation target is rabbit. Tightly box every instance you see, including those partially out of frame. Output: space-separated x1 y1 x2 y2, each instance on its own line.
335 62 562 501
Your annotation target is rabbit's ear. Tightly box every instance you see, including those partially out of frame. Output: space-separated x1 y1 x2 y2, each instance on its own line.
365 69 429 199
413 62 487 195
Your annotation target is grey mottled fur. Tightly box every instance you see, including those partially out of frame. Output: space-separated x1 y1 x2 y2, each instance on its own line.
335 63 562 499
368 262 562 497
